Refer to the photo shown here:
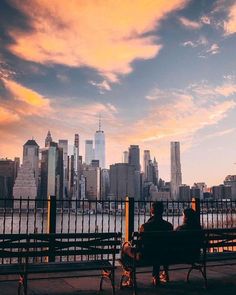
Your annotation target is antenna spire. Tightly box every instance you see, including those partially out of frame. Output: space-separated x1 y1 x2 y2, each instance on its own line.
99 114 101 131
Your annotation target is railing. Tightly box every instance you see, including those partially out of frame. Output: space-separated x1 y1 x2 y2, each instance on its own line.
0 197 235 237
0 197 236 264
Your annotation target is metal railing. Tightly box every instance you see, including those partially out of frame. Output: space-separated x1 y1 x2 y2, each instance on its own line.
0 197 236 264
0 197 235 236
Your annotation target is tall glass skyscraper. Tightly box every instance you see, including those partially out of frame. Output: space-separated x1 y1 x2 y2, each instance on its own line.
94 119 105 168
85 140 94 165
143 150 151 180
170 141 182 200
128 145 140 172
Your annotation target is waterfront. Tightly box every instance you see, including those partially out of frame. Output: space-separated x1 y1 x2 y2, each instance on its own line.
0 210 235 236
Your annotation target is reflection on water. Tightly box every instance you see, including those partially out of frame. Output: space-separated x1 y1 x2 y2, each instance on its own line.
0 211 235 236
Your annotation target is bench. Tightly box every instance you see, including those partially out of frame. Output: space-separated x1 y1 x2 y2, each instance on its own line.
119 228 236 295
0 232 122 295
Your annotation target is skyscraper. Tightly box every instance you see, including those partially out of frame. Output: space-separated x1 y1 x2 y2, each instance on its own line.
143 150 151 180
85 140 94 165
40 142 63 201
73 134 80 202
123 151 129 163
153 157 159 186
110 163 136 200
0 159 17 206
45 130 52 147
128 145 140 172
58 140 68 199
22 139 39 187
94 118 105 169
170 141 182 200
13 139 39 207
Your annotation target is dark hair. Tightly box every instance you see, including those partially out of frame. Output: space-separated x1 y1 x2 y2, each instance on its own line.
151 201 164 216
183 208 197 225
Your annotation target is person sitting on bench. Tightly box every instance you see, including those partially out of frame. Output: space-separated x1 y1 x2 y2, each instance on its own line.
175 208 203 264
176 208 202 231
121 201 173 287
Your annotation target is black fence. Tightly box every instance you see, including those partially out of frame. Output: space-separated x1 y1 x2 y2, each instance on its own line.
0 197 235 237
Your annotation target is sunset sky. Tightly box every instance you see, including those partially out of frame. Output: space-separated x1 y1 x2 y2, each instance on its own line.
1 0 236 186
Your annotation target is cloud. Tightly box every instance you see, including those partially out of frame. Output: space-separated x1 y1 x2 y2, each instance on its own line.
200 15 211 25
182 36 208 48
179 16 202 29
56 74 70 83
0 106 20 124
145 87 166 100
7 0 187 83
206 43 220 55
189 80 236 97
136 95 235 142
120 82 236 159
203 128 236 140
223 2 236 35
89 80 111 93
215 83 236 96
2 78 50 109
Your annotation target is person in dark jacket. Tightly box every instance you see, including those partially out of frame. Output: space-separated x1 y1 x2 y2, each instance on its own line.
176 208 202 231
121 201 173 287
175 208 202 264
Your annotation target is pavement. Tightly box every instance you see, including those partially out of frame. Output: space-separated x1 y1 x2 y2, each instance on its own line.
0 264 236 295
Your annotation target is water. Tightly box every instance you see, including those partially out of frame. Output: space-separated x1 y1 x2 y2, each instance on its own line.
0 211 235 236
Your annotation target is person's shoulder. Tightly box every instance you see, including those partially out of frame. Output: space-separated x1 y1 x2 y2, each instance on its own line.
163 219 173 230
175 225 184 231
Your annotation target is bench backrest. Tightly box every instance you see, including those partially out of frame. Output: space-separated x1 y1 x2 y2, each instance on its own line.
203 228 236 253
131 228 236 265
0 234 29 264
0 232 122 264
26 232 122 263
132 230 204 265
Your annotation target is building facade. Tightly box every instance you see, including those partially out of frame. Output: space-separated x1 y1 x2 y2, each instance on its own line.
0 159 18 206
94 124 105 169
170 141 182 200
85 140 94 165
109 163 136 200
128 145 140 172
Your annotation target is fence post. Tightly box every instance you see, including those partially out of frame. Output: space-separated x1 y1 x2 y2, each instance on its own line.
47 195 56 262
191 197 201 226
125 196 134 242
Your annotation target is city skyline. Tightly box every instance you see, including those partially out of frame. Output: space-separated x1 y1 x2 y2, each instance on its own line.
1 1 236 186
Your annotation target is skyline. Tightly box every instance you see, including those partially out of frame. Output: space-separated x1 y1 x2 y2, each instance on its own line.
1 0 236 186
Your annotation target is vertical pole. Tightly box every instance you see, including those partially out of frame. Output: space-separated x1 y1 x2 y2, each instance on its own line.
47 195 56 262
125 196 134 241
191 197 201 226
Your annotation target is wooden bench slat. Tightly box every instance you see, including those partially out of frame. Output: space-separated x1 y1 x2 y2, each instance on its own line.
26 260 112 273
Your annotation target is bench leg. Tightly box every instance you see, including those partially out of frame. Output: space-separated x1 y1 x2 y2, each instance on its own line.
18 274 27 295
100 269 115 294
132 269 137 295
187 264 207 288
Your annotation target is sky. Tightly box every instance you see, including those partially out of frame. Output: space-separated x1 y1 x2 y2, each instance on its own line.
1 0 236 187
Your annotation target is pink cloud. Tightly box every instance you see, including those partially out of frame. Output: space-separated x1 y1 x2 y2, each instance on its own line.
8 0 187 82
179 17 202 29
223 2 236 35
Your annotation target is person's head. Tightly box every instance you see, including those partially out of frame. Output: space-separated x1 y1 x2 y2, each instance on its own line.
183 208 197 225
151 201 164 217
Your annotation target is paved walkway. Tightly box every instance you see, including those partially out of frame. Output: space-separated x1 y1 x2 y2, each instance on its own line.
1 264 236 295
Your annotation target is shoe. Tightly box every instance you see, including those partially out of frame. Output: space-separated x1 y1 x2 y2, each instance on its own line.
121 270 133 288
122 279 133 288
159 271 169 283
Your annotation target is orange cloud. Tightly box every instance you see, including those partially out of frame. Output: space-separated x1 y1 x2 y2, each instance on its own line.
224 2 236 35
2 78 50 109
8 0 187 82
0 106 20 124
